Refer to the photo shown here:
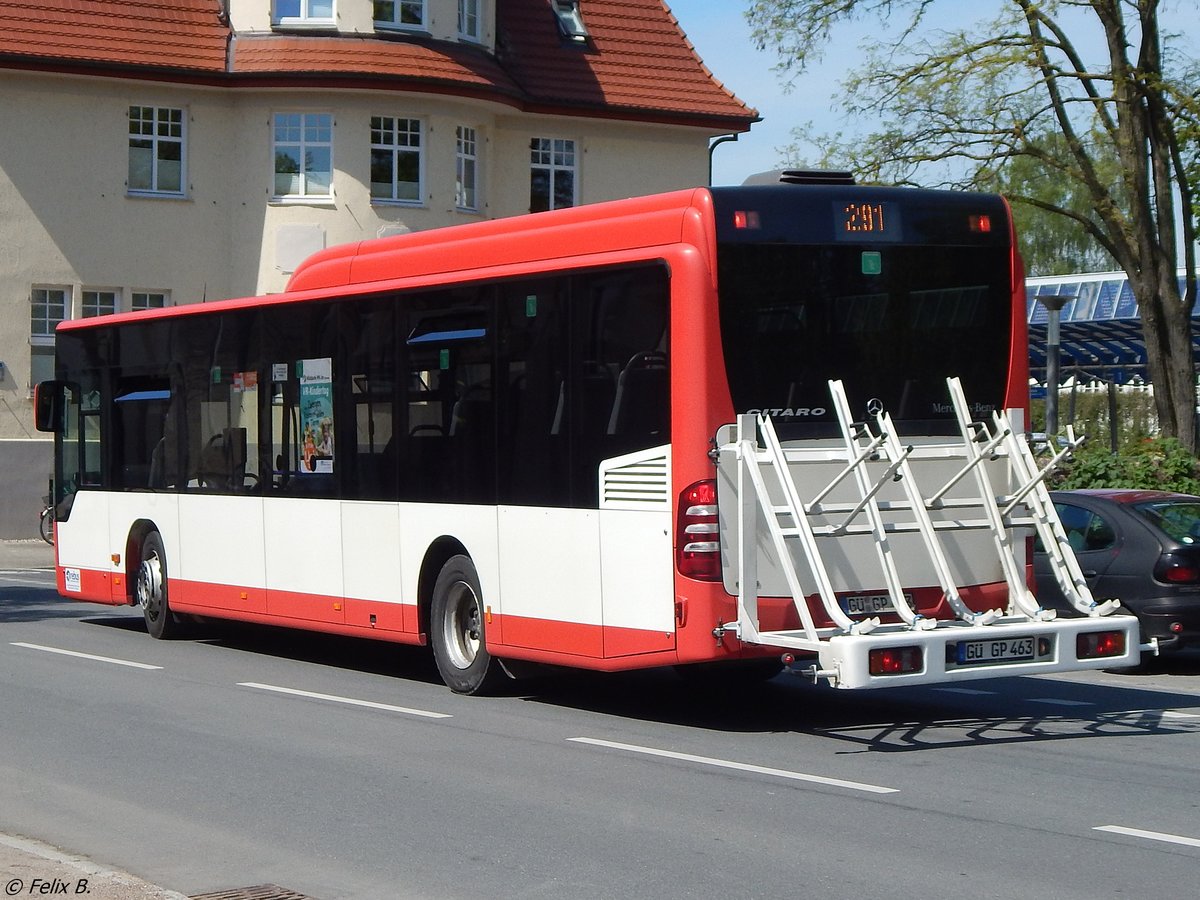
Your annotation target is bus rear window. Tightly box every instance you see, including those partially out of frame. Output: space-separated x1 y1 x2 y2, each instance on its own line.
716 242 1011 437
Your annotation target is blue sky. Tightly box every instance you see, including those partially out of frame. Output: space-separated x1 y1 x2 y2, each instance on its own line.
665 0 842 186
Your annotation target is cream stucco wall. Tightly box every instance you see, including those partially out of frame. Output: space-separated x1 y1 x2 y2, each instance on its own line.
0 63 717 438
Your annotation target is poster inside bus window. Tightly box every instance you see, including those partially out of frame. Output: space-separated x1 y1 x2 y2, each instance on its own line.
299 357 334 474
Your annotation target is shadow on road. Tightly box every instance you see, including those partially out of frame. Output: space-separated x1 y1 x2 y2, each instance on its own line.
72 603 1200 749
516 651 1200 751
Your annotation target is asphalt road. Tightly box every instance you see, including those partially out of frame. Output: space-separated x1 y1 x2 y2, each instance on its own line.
2 564 1199 900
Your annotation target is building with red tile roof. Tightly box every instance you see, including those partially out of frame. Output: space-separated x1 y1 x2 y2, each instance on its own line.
0 0 757 444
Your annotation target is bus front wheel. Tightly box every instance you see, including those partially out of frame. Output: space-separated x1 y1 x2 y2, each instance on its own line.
430 555 504 695
136 531 182 640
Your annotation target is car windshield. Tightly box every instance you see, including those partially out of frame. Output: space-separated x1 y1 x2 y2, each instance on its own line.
1132 500 1200 544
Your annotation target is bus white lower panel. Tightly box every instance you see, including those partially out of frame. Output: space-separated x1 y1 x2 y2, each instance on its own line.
497 506 603 655
179 494 265 612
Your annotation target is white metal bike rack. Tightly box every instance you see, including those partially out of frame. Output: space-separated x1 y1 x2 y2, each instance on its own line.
713 378 1134 687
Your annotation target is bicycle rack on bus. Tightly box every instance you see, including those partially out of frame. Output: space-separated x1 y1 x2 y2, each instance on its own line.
714 377 1120 656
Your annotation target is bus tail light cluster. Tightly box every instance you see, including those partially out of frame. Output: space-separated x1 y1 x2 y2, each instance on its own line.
677 480 720 581
1076 630 1126 660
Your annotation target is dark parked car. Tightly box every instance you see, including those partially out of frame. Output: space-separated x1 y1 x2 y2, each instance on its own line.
1034 489 1200 658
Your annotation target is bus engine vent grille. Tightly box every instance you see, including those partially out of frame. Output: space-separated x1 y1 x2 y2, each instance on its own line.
600 448 670 509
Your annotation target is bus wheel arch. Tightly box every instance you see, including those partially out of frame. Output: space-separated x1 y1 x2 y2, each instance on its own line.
417 536 468 640
124 519 159 605
426 549 505 695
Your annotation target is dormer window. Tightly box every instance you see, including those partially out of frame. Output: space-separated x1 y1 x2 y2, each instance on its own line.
551 0 589 44
273 0 334 25
458 0 481 42
375 0 426 30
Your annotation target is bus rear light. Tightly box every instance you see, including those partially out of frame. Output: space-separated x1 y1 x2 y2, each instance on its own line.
968 214 992 233
732 210 760 230
1076 630 1126 660
677 479 721 581
868 645 922 675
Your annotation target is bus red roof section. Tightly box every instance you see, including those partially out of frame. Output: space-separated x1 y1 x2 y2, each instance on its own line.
285 188 720 294
55 188 720 332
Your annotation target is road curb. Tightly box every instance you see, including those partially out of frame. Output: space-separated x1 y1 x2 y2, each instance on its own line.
0 833 186 900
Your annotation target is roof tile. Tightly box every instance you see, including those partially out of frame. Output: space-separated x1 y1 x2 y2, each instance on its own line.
0 0 756 129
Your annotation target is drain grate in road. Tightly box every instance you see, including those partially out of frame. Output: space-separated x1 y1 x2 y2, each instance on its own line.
190 886 317 900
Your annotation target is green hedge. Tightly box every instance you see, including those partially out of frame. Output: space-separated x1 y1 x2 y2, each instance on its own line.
1031 389 1200 493
1049 437 1200 494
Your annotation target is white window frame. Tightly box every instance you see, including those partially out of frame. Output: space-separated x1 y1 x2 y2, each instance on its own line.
370 116 424 205
374 0 426 31
81 288 119 319
530 137 578 212
272 112 335 201
128 106 186 196
131 290 170 312
456 125 480 212
30 285 70 347
458 0 481 41
273 0 335 26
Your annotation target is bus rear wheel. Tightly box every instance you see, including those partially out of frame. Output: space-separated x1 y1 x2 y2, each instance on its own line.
136 531 182 640
431 555 504 695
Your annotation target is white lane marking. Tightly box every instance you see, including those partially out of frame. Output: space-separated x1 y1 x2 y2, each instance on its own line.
569 737 898 794
1115 708 1199 720
10 642 162 670
0 575 56 587
238 682 452 719
1095 825 1200 849
1028 698 1094 707
933 687 996 695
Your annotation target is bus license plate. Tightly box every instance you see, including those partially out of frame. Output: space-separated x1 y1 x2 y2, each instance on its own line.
955 636 1035 666
841 593 901 616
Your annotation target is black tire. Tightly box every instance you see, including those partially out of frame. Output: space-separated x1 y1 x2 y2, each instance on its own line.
136 531 183 640
39 507 54 545
430 555 504 694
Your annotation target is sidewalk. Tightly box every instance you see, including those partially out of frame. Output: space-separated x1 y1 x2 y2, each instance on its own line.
0 539 55 570
0 834 185 900
2 548 183 898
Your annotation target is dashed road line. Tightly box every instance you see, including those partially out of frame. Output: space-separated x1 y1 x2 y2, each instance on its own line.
10 642 162 670
569 737 898 794
238 681 452 719
1027 698 1094 707
1095 825 1200 849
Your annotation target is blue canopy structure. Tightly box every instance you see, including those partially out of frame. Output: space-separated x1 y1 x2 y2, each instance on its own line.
1026 270 1200 382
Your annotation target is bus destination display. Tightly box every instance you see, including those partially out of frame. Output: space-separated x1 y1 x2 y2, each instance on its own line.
836 200 900 242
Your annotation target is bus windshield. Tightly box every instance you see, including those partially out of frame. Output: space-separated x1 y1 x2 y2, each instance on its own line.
712 186 1012 437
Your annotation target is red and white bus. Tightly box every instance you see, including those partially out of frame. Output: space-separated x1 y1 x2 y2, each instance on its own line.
36 173 1140 693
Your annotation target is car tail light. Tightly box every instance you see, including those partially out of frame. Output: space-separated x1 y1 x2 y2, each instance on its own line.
1154 553 1200 584
677 479 720 581
868 645 923 675
1076 630 1126 660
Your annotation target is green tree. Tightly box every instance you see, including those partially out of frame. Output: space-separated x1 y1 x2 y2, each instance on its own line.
749 0 1200 450
990 133 1119 276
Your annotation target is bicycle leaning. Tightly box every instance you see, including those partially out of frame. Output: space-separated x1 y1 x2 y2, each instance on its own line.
39 494 54 545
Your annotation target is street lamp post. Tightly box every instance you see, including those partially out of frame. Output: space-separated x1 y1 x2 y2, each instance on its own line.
1038 294 1070 439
